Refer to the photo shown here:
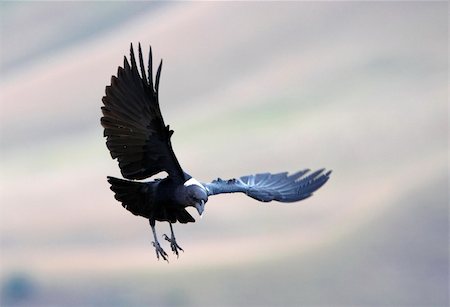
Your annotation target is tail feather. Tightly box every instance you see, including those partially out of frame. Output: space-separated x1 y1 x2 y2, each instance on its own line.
107 176 151 218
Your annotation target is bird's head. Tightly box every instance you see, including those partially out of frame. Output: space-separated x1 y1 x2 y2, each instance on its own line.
184 178 208 216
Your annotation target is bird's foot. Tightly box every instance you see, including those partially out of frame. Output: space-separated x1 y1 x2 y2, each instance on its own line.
163 234 184 258
152 241 169 262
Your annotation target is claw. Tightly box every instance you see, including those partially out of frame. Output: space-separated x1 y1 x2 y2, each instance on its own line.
152 241 169 262
163 233 184 258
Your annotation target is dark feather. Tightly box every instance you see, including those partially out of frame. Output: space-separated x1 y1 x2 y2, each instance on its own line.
148 45 153 89
155 60 162 93
107 176 150 217
138 43 147 85
101 43 185 182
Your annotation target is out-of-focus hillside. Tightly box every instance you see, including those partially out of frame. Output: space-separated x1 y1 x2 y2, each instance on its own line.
5 174 444 306
0 2 447 306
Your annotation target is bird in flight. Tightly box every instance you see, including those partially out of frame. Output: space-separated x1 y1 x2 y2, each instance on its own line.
101 43 331 261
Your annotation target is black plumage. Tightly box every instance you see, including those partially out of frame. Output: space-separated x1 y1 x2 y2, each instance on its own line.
101 43 331 261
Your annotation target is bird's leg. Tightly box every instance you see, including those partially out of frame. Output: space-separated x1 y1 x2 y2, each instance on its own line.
163 222 184 258
149 220 168 262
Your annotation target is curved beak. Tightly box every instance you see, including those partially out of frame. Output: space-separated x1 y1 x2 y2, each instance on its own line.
195 200 205 217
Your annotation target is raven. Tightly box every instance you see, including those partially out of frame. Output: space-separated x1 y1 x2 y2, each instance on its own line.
101 43 331 261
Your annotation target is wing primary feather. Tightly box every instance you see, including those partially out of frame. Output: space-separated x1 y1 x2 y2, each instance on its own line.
155 59 163 93
270 170 309 190
129 43 138 74
123 56 130 70
138 43 147 85
296 169 325 186
148 46 153 90
289 169 310 181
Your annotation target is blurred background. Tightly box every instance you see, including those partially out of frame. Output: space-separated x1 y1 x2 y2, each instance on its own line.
0 2 447 306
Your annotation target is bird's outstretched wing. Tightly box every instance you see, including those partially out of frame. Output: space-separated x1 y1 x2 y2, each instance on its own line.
101 43 185 181
203 169 331 202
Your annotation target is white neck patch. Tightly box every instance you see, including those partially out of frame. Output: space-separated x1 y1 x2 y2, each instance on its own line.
184 177 204 189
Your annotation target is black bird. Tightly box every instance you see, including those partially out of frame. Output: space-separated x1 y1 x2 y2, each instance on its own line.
101 43 331 261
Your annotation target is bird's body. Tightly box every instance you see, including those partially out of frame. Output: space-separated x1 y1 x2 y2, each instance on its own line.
101 43 331 261
107 174 206 224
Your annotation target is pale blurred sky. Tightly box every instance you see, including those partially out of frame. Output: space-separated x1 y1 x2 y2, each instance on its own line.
0 2 448 306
